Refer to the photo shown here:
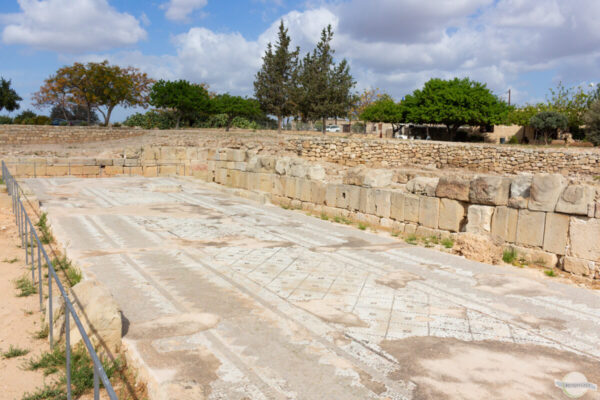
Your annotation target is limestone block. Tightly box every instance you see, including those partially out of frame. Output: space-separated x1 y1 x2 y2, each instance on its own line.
465 205 494 234
374 189 391 218
380 218 403 231
355 212 380 226
237 171 248 189
310 181 326 204
230 170 241 188
469 176 510 206
127 166 143 176
512 246 558 268
362 169 394 188
325 184 337 206
390 192 405 221
246 156 261 172
510 174 532 198
232 162 246 171
185 147 198 160
290 162 308 178
491 206 518 243
295 178 304 201
407 177 439 196
435 176 470 201
416 226 440 238
275 157 290 175
555 184 595 215
563 256 594 276
418 196 439 229
143 166 158 177
404 224 417 235
307 165 326 181
597 203 600 219
343 165 367 186
273 195 291 208
160 147 177 161
439 198 467 233
141 146 159 161
104 166 124 176
569 217 600 261
403 194 420 223
359 188 376 215
290 199 302 209
529 174 567 212
230 149 246 162
516 209 546 247
247 172 260 191
336 184 352 209
258 173 273 193
543 213 569 255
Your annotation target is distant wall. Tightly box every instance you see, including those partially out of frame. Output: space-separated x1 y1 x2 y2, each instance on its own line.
0 125 146 144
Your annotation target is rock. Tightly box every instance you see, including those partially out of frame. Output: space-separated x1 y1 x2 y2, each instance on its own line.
289 162 308 178
528 174 567 212
418 196 440 228
509 175 532 209
438 198 467 232
465 205 494 234
274 157 290 175
511 246 558 268
563 256 594 276
374 189 391 218
455 233 502 264
343 165 367 186
307 165 326 181
46 279 122 354
515 209 546 247
390 192 405 221
406 177 439 196
435 176 471 201
403 194 420 223
343 165 393 188
569 217 600 262
491 206 518 243
555 185 595 215
543 213 569 255
469 176 510 206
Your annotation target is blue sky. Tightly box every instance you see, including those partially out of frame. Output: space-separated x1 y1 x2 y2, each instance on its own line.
1 0 599 122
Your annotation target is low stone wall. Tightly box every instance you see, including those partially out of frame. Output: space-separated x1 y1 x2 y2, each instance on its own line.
290 137 600 177
0 125 146 144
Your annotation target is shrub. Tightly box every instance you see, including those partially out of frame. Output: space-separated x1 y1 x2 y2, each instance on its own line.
502 248 517 264
2 345 29 359
441 237 454 248
529 111 568 144
508 134 519 144
584 100 600 146
34 115 51 125
351 122 366 133
0 115 12 124
123 110 177 130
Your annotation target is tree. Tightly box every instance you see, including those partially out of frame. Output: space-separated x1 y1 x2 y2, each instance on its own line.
583 101 600 146
254 21 299 133
0 77 22 112
529 111 568 144
402 78 510 140
150 80 210 129
34 61 153 126
349 88 385 125
296 25 355 134
360 96 404 134
506 104 546 126
50 104 99 123
546 82 591 130
210 94 262 131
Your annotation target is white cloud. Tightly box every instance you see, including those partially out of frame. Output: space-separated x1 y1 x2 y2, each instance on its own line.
1 0 146 53
161 0 208 22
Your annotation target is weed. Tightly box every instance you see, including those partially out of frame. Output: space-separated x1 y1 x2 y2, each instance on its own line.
533 258 547 267
24 309 34 316
357 223 367 231
390 231 400 237
441 237 454 249
0 177 4 185
544 269 556 277
35 213 53 245
3 257 18 264
502 248 517 264
333 216 341 223
34 324 49 340
25 345 122 400
2 345 29 359
428 235 440 245
320 213 329 221
280 204 290 210
15 275 37 297
51 256 82 286
405 234 418 245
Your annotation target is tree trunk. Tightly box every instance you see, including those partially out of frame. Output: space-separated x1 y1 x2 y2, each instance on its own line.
277 115 282 133
322 117 326 134
86 103 91 125
175 114 181 129
104 106 114 126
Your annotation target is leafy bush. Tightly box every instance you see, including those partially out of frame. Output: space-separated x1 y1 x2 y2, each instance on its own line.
34 115 51 125
351 122 365 133
508 135 519 144
124 110 178 130
0 115 12 124
584 100 600 146
231 116 259 130
529 111 568 144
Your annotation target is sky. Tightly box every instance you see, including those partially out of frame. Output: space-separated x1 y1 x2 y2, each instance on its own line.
1 0 599 122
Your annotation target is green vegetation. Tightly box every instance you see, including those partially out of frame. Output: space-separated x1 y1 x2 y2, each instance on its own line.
441 237 454 249
2 345 29 359
390 231 400 237
544 269 556 277
405 234 418 245
333 215 352 225
584 100 600 146
24 345 121 400
33 324 49 340
357 223 367 230
3 257 18 263
211 94 262 132
502 248 517 264
529 111 568 144
0 77 22 113
320 213 329 220
36 212 53 244
47 256 82 286
149 79 211 129
15 275 37 297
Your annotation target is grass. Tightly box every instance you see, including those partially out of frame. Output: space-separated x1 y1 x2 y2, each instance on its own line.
333 216 352 225
24 345 122 400
2 345 29 359
49 256 82 286
0 177 4 185
3 257 18 264
35 213 53 245
428 235 440 245
320 213 329 220
441 237 454 249
390 231 400 237
405 234 418 245
502 248 517 264
34 324 49 340
357 223 367 231
280 204 290 210
15 275 37 297
544 269 557 277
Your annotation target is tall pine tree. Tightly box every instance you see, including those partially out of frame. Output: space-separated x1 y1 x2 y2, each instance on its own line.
296 25 355 134
254 21 299 133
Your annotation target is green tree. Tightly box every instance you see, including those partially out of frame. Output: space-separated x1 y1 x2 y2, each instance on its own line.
402 77 510 140
360 96 404 134
506 104 547 126
584 101 600 146
296 25 355 134
150 80 210 129
529 111 568 144
210 94 262 131
0 77 22 112
254 21 299 133
546 82 591 130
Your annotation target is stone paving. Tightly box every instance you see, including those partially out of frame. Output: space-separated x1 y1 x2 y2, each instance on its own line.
26 177 600 400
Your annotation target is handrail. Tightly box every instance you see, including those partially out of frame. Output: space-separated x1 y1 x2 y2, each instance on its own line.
1 160 118 400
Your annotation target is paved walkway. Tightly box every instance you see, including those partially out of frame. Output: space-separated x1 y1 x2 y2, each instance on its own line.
27 177 600 400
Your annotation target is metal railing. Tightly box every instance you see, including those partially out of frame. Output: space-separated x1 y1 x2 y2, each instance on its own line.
1 160 118 400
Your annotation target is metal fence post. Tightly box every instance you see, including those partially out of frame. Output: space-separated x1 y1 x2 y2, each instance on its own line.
38 239 42 311
24 211 28 264
48 270 53 348
94 364 100 400
30 229 35 282
66 310 72 400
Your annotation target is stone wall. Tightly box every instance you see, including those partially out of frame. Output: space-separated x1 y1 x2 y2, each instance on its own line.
290 137 600 177
0 125 146 144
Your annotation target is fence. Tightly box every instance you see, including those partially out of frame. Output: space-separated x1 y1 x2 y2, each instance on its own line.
1 160 118 400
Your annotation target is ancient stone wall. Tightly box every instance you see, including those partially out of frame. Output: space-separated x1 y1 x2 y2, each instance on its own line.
0 125 146 144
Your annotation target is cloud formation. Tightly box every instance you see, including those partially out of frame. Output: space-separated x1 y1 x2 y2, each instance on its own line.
161 0 208 22
1 0 146 53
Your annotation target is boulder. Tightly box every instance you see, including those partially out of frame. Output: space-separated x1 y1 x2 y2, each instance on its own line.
509 175 532 209
469 176 510 206
274 157 290 175
46 279 122 355
343 165 393 188
563 256 594 277
528 174 567 212
406 177 439 197
555 184 595 215
435 176 471 201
